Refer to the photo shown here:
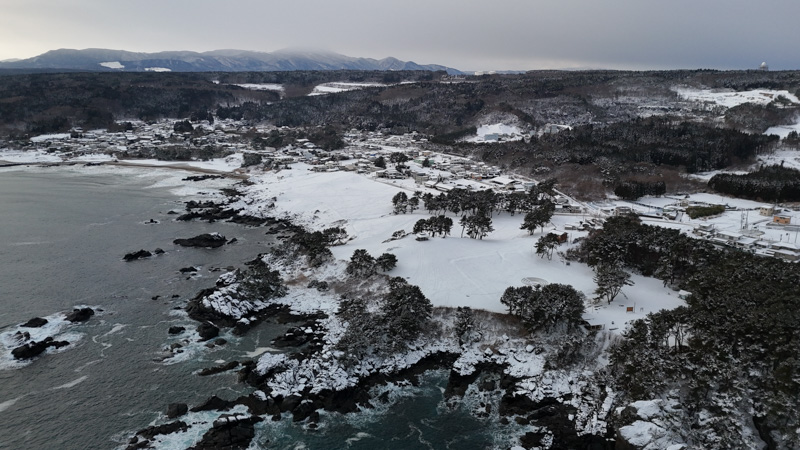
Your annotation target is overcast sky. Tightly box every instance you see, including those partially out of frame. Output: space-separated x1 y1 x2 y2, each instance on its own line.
1 0 797 71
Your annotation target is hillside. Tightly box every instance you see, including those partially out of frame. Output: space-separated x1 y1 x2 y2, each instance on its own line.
0 48 462 74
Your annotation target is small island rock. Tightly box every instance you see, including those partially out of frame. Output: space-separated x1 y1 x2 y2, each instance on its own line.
173 233 227 249
21 317 48 328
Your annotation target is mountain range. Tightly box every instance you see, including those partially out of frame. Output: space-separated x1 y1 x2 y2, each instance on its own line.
0 48 463 74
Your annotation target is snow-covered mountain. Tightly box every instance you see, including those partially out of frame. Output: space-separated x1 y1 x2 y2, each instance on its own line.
0 48 463 74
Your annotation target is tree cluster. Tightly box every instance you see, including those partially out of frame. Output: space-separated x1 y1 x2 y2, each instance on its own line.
336 277 433 358
391 191 419 214
685 204 726 219
237 259 287 301
420 183 554 219
274 227 347 267
500 284 585 332
412 215 453 237
613 180 666 200
571 214 800 447
567 214 715 284
709 164 800 202
345 249 397 278
392 183 558 240
521 200 556 235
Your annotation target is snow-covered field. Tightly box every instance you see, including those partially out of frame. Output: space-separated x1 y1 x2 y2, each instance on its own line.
675 85 800 142
758 148 800 171
116 154 245 173
673 87 800 108
308 82 386 96
234 83 284 92
465 123 525 143
0 149 64 163
28 133 72 143
99 61 124 70
0 149 245 174
233 164 684 333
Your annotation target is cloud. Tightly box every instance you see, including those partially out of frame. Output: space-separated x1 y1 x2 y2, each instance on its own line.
0 0 797 70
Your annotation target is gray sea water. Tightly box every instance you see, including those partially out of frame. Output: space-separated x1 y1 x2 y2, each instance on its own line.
0 166 520 450
0 166 282 449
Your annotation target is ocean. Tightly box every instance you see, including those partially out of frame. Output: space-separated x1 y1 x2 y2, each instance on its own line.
0 166 282 449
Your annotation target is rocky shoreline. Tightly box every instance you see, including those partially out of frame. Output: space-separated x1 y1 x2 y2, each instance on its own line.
118 193 615 450
4 307 98 361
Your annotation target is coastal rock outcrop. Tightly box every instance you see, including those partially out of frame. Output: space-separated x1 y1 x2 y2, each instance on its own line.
65 307 94 322
135 421 189 441
11 337 69 359
123 249 152 261
196 322 220 341
173 233 227 248
166 403 188 419
198 361 240 377
190 395 235 412
189 413 262 450
21 317 48 328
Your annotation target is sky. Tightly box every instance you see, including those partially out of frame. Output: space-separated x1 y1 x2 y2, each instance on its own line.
1 0 798 71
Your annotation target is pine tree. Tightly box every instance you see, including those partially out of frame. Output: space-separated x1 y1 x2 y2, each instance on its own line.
593 263 633 304
520 200 555 235
383 278 432 346
535 233 561 260
376 253 398 272
454 306 477 345
346 249 377 278
462 210 493 239
391 191 408 214
238 260 287 301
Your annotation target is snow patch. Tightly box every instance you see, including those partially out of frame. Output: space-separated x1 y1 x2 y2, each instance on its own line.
673 87 799 108
118 153 243 173
99 61 124 70
619 420 670 449
234 83 284 92
29 133 71 143
765 121 800 139
308 82 386 96
466 123 524 143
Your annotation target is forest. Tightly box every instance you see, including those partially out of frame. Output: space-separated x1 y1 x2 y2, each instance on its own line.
568 215 800 448
709 164 800 202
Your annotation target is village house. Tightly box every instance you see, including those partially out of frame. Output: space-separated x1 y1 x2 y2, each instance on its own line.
773 214 792 225
759 205 776 216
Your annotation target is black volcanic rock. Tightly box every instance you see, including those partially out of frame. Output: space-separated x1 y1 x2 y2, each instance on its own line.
168 326 186 335
196 322 219 341
173 233 227 248
136 421 188 440
166 403 188 419
11 337 69 359
65 308 94 322
21 317 48 328
124 249 152 261
198 360 240 376
183 175 223 182
190 413 262 450
190 395 235 412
